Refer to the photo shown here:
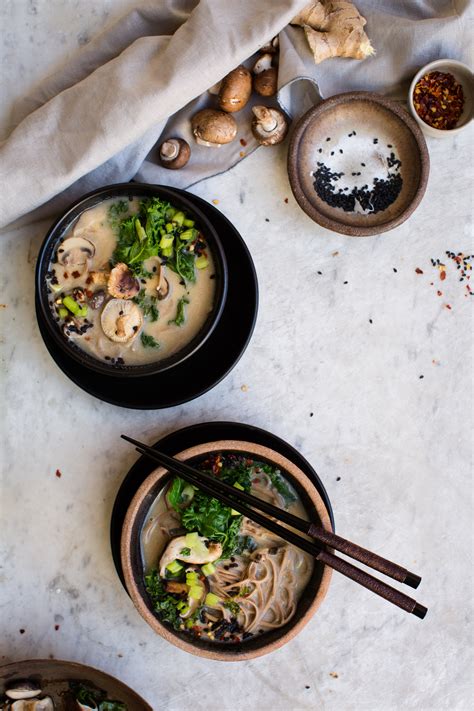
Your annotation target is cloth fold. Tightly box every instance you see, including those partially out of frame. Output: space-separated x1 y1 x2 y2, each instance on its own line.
0 0 470 230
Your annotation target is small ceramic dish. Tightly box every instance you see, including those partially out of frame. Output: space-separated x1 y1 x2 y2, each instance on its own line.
288 92 429 236
408 59 473 138
36 184 228 378
120 440 333 661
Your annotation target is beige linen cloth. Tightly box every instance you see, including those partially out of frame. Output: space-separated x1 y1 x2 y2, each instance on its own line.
0 0 471 230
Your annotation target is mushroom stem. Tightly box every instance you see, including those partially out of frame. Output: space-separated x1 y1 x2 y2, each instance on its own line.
252 106 278 132
160 140 180 161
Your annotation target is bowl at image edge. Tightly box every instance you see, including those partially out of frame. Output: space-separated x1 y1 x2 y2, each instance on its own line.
120 440 333 661
408 59 473 138
35 183 228 378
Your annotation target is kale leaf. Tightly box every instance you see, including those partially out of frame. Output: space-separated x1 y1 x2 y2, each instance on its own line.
168 296 189 327
168 457 252 559
145 569 182 630
108 200 129 232
141 332 160 348
133 289 159 321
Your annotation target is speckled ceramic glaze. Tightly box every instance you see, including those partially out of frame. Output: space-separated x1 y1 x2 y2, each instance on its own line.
288 92 430 236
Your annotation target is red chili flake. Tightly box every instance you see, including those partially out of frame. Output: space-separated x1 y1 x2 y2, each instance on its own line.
85 289 93 298
86 275 93 285
440 270 446 281
437 290 443 296
55 469 62 478
72 270 81 279
54 624 60 631
284 198 289 204
240 138 247 147
415 268 423 274
63 272 69 279
445 304 452 310
413 71 464 130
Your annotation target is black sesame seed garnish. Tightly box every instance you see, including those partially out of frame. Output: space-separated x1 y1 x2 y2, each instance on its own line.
326 137 331 141
361 162 366 166
339 149 343 154
331 151 334 155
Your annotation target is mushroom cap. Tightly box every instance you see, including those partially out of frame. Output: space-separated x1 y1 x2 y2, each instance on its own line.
251 106 288 146
254 66 278 97
191 109 237 146
159 534 222 578
253 53 273 74
57 236 95 274
159 138 191 170
5 683 41 700
107 263 140 300
218 65 252 113
100 299 143 343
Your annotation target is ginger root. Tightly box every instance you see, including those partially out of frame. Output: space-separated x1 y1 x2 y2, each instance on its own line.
291 1 374 64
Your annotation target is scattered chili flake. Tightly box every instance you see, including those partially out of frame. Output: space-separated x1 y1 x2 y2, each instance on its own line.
72 270 81 279
437 290 443 296
439 270 446 281
284 197 289 203
329 672 339 678
445 304 452 310
415 268 423 274
54 624 60 631
240 138 247 146
332 251 339 257
55 469 62 478
413 71 464 130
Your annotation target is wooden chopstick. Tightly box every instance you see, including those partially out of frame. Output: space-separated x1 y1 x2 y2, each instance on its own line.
122 436 428 619
121 434 421 588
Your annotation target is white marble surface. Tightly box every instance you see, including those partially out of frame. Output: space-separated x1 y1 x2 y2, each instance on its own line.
0 2 473 710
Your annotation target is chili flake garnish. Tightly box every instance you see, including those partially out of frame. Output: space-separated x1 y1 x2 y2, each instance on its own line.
413 71 464 130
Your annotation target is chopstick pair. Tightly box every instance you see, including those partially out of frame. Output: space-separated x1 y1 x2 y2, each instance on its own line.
121 435 428 620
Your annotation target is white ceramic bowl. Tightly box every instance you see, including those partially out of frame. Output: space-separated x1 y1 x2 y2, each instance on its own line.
408 59 473 138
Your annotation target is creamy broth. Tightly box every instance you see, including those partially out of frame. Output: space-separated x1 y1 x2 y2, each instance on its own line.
46 197 216 366
140 456 315 643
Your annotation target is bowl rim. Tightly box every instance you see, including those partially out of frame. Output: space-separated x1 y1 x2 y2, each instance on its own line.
120 440 333 661
35 183 228 378
408 58 474 136
287 91 430 237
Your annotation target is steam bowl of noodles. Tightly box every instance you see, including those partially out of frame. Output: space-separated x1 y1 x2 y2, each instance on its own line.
120 440 333 660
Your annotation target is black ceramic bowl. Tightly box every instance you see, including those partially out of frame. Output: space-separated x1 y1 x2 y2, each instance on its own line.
36 184 228 378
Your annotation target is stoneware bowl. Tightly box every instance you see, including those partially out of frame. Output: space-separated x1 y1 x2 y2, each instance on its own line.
0 658 152 710
36 183 228 378
120 440 333 661
408 58 473 138
288 92 430 236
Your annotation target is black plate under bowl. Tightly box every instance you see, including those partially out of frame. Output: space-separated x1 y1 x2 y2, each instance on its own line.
35 189 258 409
36 184 228 378
110 420 335 589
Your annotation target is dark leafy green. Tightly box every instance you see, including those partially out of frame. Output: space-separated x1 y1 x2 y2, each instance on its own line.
133 289 159 321
180 547 191 556
145 569 183 630
141 332 160 348
111 197 200 283
168 296 189 327
223 599 241 616
108 199 129 231
169 457 252 558
71 683 126 710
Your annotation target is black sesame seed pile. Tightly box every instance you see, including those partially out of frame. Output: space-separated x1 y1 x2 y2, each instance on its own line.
312 132 403 215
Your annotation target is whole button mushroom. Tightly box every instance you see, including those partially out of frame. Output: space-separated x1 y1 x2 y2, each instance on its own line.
159 138 191 170
218 65 252 113
253 54 278 97
251 106 289 146
191 109 237 147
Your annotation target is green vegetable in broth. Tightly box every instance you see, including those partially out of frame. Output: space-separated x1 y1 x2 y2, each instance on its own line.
168 296 189 327
141 332 160 349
